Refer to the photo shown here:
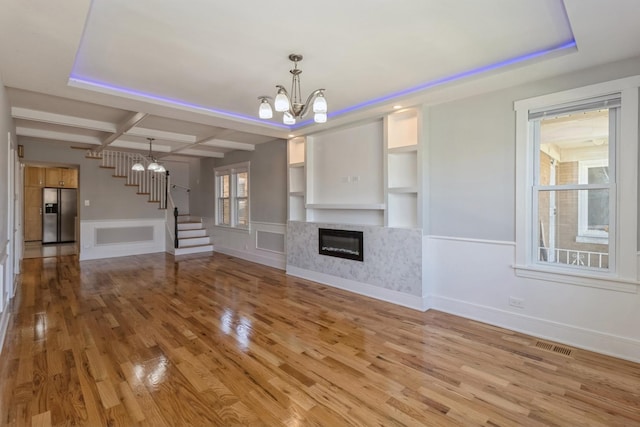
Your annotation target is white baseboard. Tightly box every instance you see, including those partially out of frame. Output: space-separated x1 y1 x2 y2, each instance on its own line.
0 308 10 356
431 295 640 364
286 265 429 311
216 246 286 270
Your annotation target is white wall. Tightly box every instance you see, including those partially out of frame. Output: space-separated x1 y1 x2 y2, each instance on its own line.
309 120 384 205
0 76 17 353
424 55 640 362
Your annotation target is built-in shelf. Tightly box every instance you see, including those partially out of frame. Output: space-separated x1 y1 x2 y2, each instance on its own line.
287 108 422 228
385 108 421 229
388 186 418 194
288 137 307 222
306 203 385 210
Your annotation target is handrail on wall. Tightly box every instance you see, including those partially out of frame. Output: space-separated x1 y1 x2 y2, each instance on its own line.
171 183 191 192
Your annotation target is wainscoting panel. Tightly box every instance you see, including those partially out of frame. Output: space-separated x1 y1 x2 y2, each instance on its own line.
80 219 166 261
425 235 640 363
211 221 286 270
256 230 285 254
0 241 10 354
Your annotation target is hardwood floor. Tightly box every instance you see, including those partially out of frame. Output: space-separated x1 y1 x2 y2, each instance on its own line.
1 253 639 426
23 242 77 259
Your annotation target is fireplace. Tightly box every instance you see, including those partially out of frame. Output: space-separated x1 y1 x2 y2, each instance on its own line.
318 228 364 261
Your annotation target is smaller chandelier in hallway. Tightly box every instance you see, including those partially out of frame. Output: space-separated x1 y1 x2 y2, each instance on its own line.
132 138 166 173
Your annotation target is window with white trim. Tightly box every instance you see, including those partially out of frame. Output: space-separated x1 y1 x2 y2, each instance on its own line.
215 162 250 228
532 100 617 271
514 76 639 290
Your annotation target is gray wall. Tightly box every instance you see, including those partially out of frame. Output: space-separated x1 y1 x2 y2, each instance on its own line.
427 55 640 242
21 140 165 220
195 139 287 224
166 160 190 214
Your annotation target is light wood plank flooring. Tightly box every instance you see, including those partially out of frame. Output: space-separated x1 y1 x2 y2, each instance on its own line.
1 252 639 426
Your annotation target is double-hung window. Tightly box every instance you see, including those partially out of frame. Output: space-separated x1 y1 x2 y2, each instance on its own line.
215 162 250 229
531 97 618 270
514 76 640 290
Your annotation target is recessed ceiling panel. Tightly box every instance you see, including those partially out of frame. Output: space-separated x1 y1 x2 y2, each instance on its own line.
72 0 574 125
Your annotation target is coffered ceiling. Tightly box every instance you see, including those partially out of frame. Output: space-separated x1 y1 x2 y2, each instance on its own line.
1 0 639 160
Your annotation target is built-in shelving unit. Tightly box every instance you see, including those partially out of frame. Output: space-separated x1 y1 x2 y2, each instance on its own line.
385 108 421 228
287 137 306 221
286 108 421 228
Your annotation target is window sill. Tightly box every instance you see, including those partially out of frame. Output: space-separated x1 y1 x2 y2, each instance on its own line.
513 264 638 293
214 225 251 234
575 235 608 245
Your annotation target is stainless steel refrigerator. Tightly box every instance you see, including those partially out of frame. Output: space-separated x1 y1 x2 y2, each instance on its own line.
42 188 77 244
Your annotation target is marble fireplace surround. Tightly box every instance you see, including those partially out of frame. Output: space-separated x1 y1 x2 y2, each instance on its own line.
286 221 426 310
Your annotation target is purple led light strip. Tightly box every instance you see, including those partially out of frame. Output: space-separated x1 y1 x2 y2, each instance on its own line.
69 40 576 131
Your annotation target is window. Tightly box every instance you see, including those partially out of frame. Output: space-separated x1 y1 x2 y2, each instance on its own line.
215 162 249 228
533 103 616 270
514 76 640 290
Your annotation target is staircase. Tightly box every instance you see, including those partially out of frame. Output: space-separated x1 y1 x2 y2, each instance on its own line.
175 216 214 256
86 149 168 208
86 149 214 256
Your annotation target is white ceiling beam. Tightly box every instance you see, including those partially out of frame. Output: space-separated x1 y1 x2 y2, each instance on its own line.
124 127 198 143
180 148 225 158
109 140 172 152
16 127 102 145
11 107 118 133
201 138 255 151
157 133 227 158
96 111 148 152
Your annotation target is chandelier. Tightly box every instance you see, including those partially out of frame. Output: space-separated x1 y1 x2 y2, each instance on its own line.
132 138 166 173
258 54 327 125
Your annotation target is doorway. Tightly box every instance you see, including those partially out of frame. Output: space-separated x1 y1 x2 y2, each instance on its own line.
23 164 79 258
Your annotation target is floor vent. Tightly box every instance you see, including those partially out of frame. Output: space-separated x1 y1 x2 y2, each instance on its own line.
535 341 573 356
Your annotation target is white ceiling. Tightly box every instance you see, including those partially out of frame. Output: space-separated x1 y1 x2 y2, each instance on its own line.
1 0 639 160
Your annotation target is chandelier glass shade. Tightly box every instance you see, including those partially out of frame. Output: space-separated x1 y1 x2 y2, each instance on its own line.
258 54 327 125
132 138 166 172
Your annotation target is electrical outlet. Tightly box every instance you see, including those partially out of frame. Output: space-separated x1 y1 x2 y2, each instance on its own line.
508 296 524 308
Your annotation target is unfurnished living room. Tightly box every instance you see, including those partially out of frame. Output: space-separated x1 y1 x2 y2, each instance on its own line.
1 1 640 425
